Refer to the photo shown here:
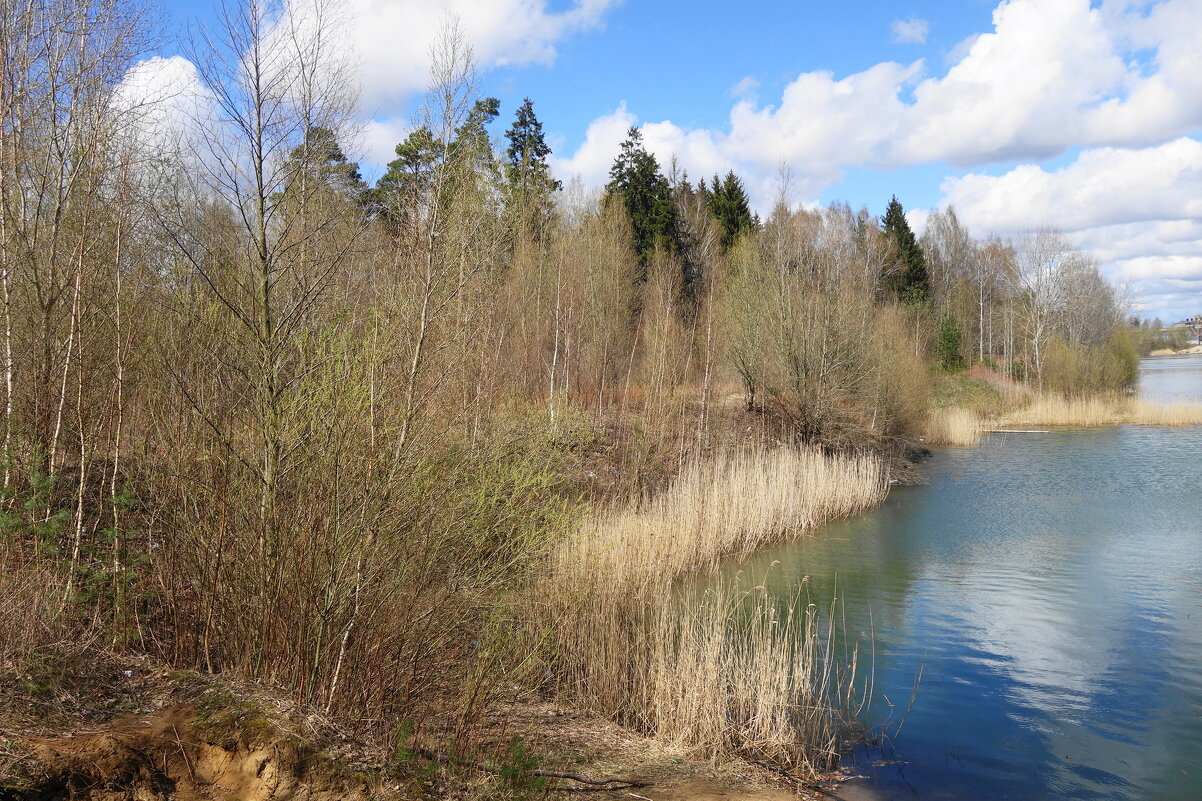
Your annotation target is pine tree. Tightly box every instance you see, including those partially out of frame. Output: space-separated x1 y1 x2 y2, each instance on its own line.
504 97 561 233
705 170 756 251
373 126 444 217
605 126 679 272
882 196 930 303
280 126 369 205
448 96 500 170
374 97 501 220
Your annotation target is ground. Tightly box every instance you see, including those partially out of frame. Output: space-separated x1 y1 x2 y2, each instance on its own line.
0 649 866 801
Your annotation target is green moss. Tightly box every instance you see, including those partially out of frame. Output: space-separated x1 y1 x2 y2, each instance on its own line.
190 688 279 748
930 373 1007 417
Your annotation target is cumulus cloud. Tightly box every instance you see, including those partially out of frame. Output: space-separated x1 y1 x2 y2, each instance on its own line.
891 17 929 45
548 103 637 188
112 55 211 150
557 0 1202 201
936 139 1202 319
337 0 617 112
940 138 1202 235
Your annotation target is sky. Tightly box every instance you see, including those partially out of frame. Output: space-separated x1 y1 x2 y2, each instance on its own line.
150 0 1202 321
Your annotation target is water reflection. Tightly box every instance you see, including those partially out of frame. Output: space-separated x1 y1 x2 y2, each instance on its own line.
721 357 1202 800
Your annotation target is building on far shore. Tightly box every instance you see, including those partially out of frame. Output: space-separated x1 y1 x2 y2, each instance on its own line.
1184 314 1202 344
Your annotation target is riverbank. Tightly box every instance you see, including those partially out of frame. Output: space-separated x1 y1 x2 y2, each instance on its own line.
0 646 862 801
1148 344 1202 356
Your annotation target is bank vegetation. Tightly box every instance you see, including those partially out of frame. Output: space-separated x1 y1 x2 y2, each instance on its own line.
0 0 1176 795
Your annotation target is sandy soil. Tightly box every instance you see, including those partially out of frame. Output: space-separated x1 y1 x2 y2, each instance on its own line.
1149 345 1202 356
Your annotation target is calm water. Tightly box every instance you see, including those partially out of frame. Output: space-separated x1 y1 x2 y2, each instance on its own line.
729 355 1202 801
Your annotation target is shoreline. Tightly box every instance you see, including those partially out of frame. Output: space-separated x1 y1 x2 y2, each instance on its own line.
1147 345 1202 356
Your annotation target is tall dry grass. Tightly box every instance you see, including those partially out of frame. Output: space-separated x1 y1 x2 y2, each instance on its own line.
1002 395 1202 427
544 446 885 774
925 407 985 446
552 447 887 589
1125 399 1202 426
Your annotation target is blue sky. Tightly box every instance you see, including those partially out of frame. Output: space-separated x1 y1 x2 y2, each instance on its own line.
153 0 1202 320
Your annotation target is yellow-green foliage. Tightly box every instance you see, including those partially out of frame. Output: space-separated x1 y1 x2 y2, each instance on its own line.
722 213 928 446
1040 331 1139 397
930 372 1010 417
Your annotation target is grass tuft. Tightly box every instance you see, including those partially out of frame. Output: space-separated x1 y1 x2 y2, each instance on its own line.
925 407 985 446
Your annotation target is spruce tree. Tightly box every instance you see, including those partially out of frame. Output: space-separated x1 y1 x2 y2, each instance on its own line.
605 126 679 271
448 97 500 169
504 97 561 234
706 170 756 251
374 97 501 220
882 196 930 303
936 312 965 370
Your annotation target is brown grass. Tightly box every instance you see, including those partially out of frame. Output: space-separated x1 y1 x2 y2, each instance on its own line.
1002 395 1202 427
925 407 985 446
553 447 887 588
543 446 885 775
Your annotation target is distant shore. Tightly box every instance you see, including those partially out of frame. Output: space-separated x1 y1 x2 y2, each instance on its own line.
1148 345 1202 357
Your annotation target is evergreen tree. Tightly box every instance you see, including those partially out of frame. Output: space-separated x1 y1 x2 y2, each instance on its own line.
374 97 501 220
705 170 756 251
448 96 500 169
373 126 444 217
605 126 678 271
882 196 930 303
504 97 560 232
936 312 965 370
280 126 368 205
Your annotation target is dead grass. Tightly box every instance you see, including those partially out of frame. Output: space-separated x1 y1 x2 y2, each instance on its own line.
1002 395 1202 427
553 447 887 588
925 407 985 446
543 446 884 777
1125 399 1202 426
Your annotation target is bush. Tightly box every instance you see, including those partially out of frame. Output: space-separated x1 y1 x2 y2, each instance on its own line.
1040 330 1139 396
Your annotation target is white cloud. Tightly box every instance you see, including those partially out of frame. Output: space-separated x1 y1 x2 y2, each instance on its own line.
557 0 1202 202
548 103 637 189
729 76 760 98
891 17 929 45
936 138 1202 319
112 56 211 154
339 0 617 113
940 138 1202 235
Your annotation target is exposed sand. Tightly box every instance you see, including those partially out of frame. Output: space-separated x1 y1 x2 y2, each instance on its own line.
1149 345 1202 356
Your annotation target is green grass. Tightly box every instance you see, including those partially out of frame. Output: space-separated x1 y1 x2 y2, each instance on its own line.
930 373 1008 417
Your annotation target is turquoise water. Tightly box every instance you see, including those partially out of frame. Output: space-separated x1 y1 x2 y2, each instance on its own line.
731 356 1202 800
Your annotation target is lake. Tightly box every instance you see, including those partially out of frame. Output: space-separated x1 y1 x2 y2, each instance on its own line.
729 355 1202 800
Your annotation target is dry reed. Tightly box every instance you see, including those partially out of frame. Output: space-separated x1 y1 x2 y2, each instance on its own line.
544 446 885 774
1125 399 1202 426
925 407 985 446
1003 395 1202 427
553 446 887 591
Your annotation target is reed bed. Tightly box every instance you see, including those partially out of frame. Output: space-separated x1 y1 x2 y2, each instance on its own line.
1003 395 1123 427
543 446 884 774
1002 395 1202 427
1125 399 1202 426
925 407 985 446
553 447 888 591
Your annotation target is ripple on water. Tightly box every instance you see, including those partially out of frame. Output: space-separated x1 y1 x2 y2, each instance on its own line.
719 360 1202 800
